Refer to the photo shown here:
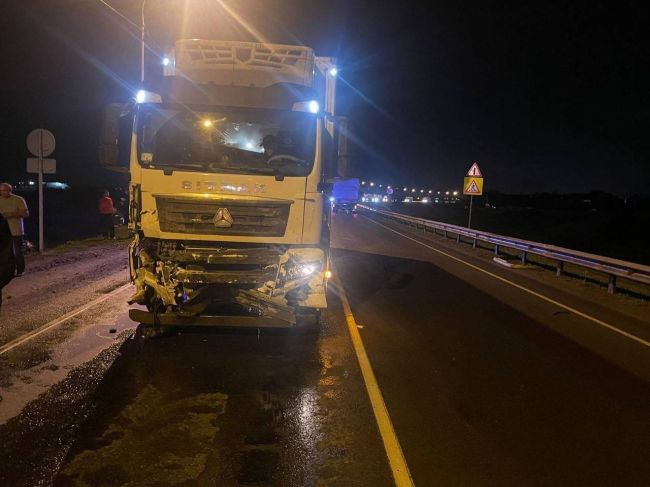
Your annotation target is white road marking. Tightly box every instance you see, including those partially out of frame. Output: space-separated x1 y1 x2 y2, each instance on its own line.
363 215 650 348
0 283 132 355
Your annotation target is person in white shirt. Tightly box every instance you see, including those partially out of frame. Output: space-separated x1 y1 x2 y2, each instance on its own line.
0 183 29 276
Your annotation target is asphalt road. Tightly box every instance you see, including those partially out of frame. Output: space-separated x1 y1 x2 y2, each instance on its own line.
1 214 649 486
332 211 650 486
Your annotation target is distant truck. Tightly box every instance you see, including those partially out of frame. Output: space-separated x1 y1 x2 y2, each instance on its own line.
331 178 359 214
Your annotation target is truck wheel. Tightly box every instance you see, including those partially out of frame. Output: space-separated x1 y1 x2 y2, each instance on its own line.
138 324 167 339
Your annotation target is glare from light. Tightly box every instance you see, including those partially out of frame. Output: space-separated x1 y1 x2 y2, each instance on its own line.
325 270 333 279
162 57 170 66
379 184 383 188
329 196 335 202
420 189 424 193
445 191 450 195
329 67 338 77
403 187 407 191
453 190 459 196
422 197 429 203
300 264 317 277
245 141 254 149
428 190 432 194
308 100 320 114
203 119 213 128
411 188 415 193
362 181 366 185
136 90 146 103
28 180 35 186
369 182 374 187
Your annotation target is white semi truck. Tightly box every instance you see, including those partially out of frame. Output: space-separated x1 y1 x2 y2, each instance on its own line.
99 39 348 328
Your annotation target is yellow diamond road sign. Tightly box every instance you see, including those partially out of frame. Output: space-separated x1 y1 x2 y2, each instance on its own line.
463 177 483 195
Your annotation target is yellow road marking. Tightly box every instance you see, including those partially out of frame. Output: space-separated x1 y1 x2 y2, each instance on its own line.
0 283 132 355
363 215 650 348
332 266 415 487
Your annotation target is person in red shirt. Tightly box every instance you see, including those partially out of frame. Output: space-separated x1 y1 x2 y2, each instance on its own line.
98 190 115 239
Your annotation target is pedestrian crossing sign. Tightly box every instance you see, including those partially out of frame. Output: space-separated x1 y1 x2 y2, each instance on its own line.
463 177 483 195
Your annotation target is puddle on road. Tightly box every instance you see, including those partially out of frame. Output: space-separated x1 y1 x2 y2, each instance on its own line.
57 385 228 486
0 302 136 424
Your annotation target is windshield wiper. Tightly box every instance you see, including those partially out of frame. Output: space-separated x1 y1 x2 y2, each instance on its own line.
204 165 276 175
266 154 306 166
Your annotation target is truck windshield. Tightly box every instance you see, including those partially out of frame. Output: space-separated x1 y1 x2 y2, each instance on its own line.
137 104 317 176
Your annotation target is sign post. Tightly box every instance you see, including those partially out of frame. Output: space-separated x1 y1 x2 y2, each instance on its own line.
26 128 56 253
463 162 484 229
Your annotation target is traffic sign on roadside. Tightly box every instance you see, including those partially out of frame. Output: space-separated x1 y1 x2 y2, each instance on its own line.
27 158 56 174
26 128 56 157
463 162 484 229
466 162 482 178
463 177 483 195
26 127 56 254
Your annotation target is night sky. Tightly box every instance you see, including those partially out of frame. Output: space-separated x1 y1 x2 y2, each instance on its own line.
1 0 648 195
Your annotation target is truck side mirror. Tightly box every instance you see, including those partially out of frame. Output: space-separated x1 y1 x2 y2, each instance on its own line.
335 116 351 179
99 103 133 173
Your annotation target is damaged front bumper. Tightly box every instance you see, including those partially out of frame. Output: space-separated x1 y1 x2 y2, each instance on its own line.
127 236 328 326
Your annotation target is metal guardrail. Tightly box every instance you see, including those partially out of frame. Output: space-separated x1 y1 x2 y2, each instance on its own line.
359 205 650 293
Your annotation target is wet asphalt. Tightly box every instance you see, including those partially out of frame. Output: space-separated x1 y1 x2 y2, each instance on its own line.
332 212 650 486
1 213 650 486
1 290 392 486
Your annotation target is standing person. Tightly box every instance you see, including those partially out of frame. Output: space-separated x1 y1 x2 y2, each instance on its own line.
98 190 115 239
0 183 29 276
0 213 16 309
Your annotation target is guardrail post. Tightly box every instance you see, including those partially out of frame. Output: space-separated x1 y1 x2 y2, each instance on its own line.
444 230 448 239
521 251 527 265
556 261 564 276
472 238 477 249
494 244 499 257
456 233 460 244
608 275 617 294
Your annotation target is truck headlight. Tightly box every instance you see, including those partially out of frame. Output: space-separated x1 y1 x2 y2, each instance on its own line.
286 262 321 281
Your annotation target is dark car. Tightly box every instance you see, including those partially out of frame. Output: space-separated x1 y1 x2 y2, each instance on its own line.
332 200 357 214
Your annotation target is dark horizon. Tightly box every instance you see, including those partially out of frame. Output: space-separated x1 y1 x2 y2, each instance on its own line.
1 0 648 196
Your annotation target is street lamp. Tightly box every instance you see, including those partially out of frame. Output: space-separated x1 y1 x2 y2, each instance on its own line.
141 0 147 82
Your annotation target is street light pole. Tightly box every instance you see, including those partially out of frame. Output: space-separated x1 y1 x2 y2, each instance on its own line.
141 0 147 83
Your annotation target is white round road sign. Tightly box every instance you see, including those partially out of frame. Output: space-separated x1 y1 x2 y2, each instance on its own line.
27 128 55 157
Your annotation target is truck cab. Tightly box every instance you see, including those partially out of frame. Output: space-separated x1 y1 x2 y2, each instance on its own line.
99 40 347 327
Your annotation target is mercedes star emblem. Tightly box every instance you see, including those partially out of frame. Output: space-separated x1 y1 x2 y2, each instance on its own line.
213 208 234 228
